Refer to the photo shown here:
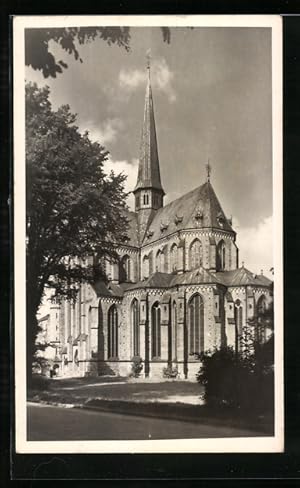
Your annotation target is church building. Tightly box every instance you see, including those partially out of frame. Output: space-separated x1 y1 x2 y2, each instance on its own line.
49 61 273 380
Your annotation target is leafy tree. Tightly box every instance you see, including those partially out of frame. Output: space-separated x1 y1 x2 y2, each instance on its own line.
197 343 274 413
25 27 171 78
26 82 128 381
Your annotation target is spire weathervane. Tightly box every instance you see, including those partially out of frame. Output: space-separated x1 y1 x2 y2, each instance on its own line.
146 49 151 75
206 159 211 182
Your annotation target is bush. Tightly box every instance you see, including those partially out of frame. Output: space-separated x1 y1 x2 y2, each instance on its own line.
163 365 178 379
130 355 143 378
197 341 274 413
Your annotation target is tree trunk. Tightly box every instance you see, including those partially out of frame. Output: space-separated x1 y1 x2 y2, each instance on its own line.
26 274 42 389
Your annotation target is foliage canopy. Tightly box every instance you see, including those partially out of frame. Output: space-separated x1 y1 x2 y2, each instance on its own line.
26 82 128 371
25 27 171 77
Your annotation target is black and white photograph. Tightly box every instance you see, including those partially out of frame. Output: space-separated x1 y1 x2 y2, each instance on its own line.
13 15 283 453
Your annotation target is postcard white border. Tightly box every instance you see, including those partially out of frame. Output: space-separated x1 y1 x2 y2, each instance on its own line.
14 14 283 454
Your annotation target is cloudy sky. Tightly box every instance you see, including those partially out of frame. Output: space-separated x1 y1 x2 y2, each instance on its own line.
26 26 273 277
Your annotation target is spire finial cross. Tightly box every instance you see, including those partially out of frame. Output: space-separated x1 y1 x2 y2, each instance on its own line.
206 159 211 182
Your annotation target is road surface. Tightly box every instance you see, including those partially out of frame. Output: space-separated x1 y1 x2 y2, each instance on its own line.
27 403 263 441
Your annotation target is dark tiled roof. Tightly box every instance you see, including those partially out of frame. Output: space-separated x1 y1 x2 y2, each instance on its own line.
128 272 173 290
126 266 272 293
216 267 272 287
143 181 234 245
172 267 222 286
127 267 222 291
92 280 132 298
122 209 139 247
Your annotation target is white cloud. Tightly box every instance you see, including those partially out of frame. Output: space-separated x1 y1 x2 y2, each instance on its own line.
119 69 146 90
83 118 124 145
235 216 273 278
104 157 139 210
119 58 176 103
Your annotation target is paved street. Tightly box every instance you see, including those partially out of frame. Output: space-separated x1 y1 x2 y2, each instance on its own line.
27 403 262 441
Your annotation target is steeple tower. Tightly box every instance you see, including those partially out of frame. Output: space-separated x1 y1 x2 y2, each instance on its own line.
133 53 165 239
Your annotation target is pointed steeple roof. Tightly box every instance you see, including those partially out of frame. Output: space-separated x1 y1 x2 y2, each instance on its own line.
134 57 164 194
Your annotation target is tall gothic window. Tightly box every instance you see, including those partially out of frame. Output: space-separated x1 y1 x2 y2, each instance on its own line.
189 239 202 270
151 302 161 358
257 295 267 344
172 301 178 360
108 305 118 359
131 299 139 356
97 300 104 367
160 249 165 272
119 255 131 282
217 240 226 271
170 243 178 272
156 249 165 272
148 251 153 275
143 255 149 279
234 299 243 352
188 294 204 354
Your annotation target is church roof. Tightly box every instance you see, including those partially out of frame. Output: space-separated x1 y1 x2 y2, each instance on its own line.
93 266 272 298
134 66 164 194
127 267 222 291
143 181 234 245
123 209 139 247
216 267 272 288
128 272 173 290
92 280 132 298
173 267 223 286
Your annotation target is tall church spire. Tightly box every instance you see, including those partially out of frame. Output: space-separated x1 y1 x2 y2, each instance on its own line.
134 53 165 195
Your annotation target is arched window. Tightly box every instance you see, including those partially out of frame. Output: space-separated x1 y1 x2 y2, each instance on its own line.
257 295 267 343
119 255 131 282
148 251 153 275
151 302 161 358
160 249 165 272
188 294 204 354
156 250 161 272
234 299 243 352
156 249 166 272
189 239 202 270
217 240 226 271
108 305 118 359
172 301 177 360
131 299 139 356
143 255 149 279
170 243 178 272
97 301 104 366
